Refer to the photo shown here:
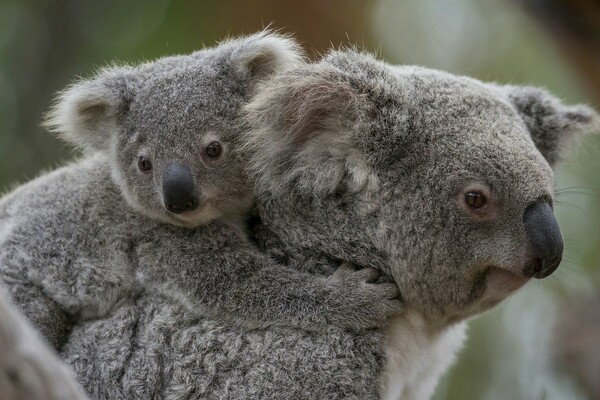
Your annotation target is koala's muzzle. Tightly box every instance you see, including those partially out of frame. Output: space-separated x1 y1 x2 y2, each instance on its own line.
162 163 199 214
523 202 563 279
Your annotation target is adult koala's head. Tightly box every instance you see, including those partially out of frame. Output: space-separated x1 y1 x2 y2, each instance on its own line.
45 32 301 227
246 50 599 322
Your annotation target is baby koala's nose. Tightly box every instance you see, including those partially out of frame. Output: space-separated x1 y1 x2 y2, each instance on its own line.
162 163 199 214
522 201 563 279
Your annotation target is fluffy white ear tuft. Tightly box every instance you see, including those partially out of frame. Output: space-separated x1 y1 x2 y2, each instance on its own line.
228 30 304 93
244 64 376 198
500 85 600 166
43 66 136 153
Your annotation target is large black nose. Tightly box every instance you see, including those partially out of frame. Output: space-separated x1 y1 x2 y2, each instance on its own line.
523 202 563 279
162 163 199 214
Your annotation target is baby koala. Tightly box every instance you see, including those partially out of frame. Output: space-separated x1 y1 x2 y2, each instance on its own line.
0 31 401 356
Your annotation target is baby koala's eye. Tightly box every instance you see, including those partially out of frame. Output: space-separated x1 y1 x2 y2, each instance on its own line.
137 156 152 173
205 141 222 158
464 191 487 209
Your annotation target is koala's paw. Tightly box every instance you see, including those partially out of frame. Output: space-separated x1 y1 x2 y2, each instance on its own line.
328 262 403 330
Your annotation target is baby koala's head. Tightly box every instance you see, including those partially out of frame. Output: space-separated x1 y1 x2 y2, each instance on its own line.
45 32 301 227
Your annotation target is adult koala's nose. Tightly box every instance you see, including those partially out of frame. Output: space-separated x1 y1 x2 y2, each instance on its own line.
162 163 199 214
523 201 564 279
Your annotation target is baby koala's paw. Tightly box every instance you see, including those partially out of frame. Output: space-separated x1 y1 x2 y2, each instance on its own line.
328 262 403 330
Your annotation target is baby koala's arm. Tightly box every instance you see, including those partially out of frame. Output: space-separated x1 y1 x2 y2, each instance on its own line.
137 223 402 331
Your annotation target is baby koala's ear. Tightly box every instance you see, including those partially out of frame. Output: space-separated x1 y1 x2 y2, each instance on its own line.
228 31 304 94
44 66 136 153
501 85 599 166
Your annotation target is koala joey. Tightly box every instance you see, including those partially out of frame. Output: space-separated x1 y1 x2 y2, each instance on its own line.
0 31 402 362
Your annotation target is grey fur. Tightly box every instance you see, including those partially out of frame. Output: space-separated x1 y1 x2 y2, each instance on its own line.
242 50 598 398
1 40 598 399
244 50 599 398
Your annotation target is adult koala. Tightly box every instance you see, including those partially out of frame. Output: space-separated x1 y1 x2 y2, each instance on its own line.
241 50 599 399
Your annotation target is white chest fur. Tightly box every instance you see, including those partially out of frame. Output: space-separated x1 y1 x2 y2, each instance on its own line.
380 312 467 400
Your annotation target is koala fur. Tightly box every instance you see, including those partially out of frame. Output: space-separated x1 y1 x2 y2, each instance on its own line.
242 50 599 399
1 40 598 399
0 33 403 399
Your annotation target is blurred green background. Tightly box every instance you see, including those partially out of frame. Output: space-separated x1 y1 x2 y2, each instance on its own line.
1 0 599 398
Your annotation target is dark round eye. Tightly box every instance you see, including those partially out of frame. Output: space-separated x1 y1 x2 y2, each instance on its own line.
464 191 487 209
137 156 152 173
205 141 222 158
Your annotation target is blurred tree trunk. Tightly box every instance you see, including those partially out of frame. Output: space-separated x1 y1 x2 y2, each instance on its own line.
514 0 600 105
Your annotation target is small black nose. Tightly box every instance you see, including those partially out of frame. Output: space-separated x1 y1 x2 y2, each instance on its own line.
523 201 563 279
162 163 199 214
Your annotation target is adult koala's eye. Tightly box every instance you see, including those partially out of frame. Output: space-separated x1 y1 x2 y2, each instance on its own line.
137 156 152 173
464 192 487 209
205 141 222 158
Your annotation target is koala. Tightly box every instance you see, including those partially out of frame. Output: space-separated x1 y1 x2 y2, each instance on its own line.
2 43 598 399
0 33 404 397
26 47 597 400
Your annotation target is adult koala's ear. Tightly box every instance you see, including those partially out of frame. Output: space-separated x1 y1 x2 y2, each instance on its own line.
44 66 136 153
245 65 375 197
502 85 599 166
226 31 304 94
